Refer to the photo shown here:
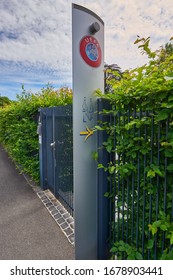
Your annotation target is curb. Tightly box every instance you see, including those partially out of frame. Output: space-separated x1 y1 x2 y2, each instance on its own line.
37 189 74 246
20 166 75 246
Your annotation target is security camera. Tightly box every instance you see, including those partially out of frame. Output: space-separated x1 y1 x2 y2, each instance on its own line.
89 22 100 34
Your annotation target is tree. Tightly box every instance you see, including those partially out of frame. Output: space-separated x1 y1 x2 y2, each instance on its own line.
104 63 122 93
158 42 173 63
0 95 11 107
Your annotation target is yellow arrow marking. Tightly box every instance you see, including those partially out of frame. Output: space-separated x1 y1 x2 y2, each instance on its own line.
80 126 94 142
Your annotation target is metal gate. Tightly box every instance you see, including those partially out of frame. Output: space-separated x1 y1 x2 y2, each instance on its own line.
39 105 73 216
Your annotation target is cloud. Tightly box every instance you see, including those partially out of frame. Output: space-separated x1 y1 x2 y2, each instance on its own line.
0 0 73 99
0 0 173 98
100 0 173 68
0 0 72 68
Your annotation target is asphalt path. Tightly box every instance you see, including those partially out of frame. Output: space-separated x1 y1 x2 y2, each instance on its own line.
0 146 74 260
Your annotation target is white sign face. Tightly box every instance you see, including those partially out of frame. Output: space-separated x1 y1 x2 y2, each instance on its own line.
72 3 104 259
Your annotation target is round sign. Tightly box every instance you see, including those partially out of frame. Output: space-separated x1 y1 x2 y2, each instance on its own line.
80 35 102 67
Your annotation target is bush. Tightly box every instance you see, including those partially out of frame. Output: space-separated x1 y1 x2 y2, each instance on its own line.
96 37 173 259
0 85 72 182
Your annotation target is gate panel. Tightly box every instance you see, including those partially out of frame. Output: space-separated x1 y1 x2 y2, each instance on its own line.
39 105 73 216
54 105 73 215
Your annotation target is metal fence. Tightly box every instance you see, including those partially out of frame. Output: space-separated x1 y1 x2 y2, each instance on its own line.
39 105 73 216
105 104 173 260
38 101 173 259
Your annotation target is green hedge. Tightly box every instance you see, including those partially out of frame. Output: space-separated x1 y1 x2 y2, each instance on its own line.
0 86 72 182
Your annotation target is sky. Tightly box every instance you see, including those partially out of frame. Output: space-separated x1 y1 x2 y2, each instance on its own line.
0 0 173 100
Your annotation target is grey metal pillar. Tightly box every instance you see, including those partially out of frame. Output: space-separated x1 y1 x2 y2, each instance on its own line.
72 4 104 259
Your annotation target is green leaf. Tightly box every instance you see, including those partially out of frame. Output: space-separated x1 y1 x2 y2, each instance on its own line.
128 254 135 260
160 224 168 231
155 109 170 121
95 125 103 130
147 170 155 178
149 224 158 235
167 164 173 171
104 192 110 198
153 167 164 177
97 163 104 169
131 152 137 158
152 227 158 235
168 95 173 102
106 145 113 153
126 247 133 255
119 246 125 252
117 201 123 207
135 252 143 260
153 220 161 227
170 234 173 245
92 151 98 161
119 240 125 246
110 247 118 253
109 165 116 174
160 249 173 260
165 150 173 157
147 239 154 249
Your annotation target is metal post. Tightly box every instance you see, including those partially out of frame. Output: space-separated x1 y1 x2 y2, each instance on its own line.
72 3 104 259
97 99 111 259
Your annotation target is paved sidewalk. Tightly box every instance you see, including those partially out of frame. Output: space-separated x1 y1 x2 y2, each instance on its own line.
0 146 74 260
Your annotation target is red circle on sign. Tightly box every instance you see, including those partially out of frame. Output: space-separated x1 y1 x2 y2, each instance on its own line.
80 35 102 67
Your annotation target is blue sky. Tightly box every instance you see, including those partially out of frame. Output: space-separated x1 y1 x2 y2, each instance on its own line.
0 0 172 100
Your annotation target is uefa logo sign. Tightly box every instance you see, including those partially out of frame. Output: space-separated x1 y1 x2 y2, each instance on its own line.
80 35 102 67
